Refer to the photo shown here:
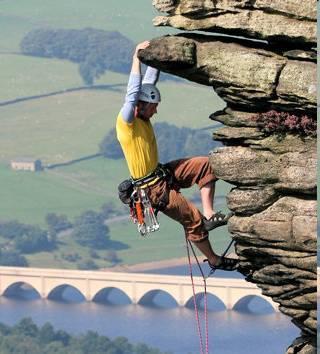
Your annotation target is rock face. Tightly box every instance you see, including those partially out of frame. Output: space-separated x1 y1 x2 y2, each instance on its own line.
140 1 317 353
140 35 316 114
152 0 316 45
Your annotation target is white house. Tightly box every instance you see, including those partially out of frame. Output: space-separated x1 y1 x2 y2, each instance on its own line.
10 158 42 172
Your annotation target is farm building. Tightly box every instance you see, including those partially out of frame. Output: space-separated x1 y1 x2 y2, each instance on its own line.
10 158 42 172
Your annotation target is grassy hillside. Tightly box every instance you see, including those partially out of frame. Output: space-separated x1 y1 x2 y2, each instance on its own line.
0 0 175 51
0 162 108 225
1 68 224 163
0 55 83 101
24 217 234 269
0 157 232 225
0 1 232 268
0 155 234 268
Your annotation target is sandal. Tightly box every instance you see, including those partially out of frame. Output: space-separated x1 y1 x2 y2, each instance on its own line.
204 256 238 272
203 211 233 232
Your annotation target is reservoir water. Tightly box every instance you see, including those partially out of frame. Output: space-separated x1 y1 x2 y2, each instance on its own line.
0 266 299 354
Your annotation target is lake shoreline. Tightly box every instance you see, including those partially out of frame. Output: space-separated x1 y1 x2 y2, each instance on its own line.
106 251 237 273
106 257 191 272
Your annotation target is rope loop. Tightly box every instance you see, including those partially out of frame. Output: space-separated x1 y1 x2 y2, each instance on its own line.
185 235 235 354
186 236 209 354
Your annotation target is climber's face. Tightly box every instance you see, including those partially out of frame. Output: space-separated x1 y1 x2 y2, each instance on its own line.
135 101 158 120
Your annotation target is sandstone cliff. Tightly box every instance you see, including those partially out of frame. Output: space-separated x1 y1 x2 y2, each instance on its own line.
139 1 317 353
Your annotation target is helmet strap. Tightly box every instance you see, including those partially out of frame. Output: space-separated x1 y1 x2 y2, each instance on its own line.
136 101 149 120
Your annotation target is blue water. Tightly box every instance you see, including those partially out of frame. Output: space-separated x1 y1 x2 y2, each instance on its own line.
0 267 299 354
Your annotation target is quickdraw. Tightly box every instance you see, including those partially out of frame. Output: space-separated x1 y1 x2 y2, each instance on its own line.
130 188 160 237
118 164 171 237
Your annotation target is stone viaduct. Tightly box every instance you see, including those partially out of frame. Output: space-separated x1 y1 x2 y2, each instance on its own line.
0 266 279 311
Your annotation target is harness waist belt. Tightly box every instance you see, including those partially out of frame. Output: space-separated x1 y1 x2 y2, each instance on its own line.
132 164 167 187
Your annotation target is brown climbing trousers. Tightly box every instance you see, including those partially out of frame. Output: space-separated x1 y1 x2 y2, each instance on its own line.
146 156 217 242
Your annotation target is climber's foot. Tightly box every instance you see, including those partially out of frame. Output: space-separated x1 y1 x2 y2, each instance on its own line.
203 211 233 232
204 256 238 272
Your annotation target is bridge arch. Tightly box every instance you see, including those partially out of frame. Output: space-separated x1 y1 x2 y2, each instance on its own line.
92 287 131 305
135 284 181 306
138 289 179 308
232 295 277 314
1 279 43 298
47 284 86 302
90 283 135 303
185 292 226 311
2 281 41 299
45 277 93 300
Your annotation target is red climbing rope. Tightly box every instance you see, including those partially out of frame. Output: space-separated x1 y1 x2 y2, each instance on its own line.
185 234 235 354
186 236 209 354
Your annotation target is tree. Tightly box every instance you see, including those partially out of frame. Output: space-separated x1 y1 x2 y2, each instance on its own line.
13 318 38 338
0 250 28 267
53 329 70 346
109 337 132 354
99 128 123 159
0 334 42 354
0 319 170 354
43 341 69 354
77 259 99 270
20 28 134 85
184 129 220 157
0 322 10 335
100 202 119 219
14 226 51 254
0 221 55 254
45 213 72 234
104 251 120 265
154 122 189 162
38 323 56 344
72 210 110 248
78 331 112 353
79 60 94 86
0 220 27 240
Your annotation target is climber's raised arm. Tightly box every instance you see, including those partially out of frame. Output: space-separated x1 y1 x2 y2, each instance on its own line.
119 41 150 123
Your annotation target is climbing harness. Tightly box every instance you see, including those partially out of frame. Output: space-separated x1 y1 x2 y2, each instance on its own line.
131 164 169 188
118 164 171 237
186 236 235 354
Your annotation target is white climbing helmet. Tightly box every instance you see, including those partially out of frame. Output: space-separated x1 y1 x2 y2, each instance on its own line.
138 84 161 103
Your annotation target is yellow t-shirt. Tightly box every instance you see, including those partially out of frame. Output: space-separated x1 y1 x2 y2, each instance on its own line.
116 113 159 179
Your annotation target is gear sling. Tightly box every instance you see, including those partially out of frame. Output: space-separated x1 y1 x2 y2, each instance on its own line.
118 164 171 236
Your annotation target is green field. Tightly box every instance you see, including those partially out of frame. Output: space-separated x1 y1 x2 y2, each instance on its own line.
0 1 232 268
23 217 234 269
0 61 224 163
0 155 234 268
0 54 83 101
0 158 232 225
0 0 176 51
0 159 114 225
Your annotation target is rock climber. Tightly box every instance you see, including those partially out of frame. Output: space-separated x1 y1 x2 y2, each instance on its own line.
116 41 238 271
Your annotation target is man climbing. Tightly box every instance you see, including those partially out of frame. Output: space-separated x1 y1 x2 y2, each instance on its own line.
116 41 238 272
